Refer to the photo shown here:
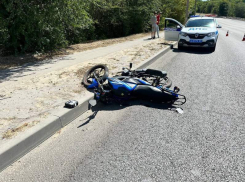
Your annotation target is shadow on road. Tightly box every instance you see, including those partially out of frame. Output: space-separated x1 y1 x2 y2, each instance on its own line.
159 42 173 46
172 47 213 55
77 100 179 128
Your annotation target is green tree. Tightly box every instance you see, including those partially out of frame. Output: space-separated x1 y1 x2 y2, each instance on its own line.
0 0 92 54
235 2 245 17
219 1 229 16
197 0 245 18
0 0 188 54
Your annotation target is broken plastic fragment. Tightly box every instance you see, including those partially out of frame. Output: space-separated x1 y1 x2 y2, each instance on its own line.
176 108 184 114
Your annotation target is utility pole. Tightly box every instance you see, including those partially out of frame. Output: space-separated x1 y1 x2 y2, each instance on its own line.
185 0 190 23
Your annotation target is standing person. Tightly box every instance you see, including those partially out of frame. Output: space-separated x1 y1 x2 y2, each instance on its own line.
150 12 157 39
156 11 162 38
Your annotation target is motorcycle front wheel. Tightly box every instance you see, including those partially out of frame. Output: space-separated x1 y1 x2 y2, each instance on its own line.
82 64 109 87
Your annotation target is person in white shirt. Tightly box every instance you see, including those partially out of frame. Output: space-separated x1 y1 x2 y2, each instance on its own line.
150 12 157 39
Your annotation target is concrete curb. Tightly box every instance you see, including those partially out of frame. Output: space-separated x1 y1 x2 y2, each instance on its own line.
0 41 177 172
137 42 176 69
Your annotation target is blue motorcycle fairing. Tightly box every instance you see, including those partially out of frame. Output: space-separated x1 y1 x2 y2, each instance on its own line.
165 88 179 97
138 79 151 85
109 78 137 91
88 77 151 91
87 79 99 89
87 77 178 97
112 76 150 86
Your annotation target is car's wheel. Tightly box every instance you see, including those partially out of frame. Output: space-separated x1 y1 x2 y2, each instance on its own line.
210 45 216 52
82 64 109 87
178 44 183 50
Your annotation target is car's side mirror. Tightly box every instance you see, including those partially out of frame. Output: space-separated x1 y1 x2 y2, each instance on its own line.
176 25 181 29
217 25 222 28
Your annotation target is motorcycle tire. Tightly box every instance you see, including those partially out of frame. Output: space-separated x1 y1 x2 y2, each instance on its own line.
161 77 172 88
82 64 109 87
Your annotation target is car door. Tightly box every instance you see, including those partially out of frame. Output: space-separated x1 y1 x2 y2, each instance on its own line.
164 18 184 41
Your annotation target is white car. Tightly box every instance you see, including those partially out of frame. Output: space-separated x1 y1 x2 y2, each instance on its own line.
164 17 222 52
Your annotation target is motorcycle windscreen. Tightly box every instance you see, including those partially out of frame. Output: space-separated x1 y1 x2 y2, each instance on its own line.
164 18 183 41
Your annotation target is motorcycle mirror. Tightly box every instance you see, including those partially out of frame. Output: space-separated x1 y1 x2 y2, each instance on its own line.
89 99 97 107
130 63 132 69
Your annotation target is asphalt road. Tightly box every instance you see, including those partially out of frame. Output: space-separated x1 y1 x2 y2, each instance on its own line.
1 18 245 182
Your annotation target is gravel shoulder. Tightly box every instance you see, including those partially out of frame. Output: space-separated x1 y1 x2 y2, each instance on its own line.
0 33 172 145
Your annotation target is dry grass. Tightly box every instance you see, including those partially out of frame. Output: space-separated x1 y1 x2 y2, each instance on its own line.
72 87 84 94
2 120 40 139
53 129 63 138
58 71 70 78
75 65 96 79
40 112 50 119
4 117 17 121
67 33 149 54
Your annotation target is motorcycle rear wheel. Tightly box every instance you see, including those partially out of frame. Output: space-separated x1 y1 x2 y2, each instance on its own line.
82 64 109 87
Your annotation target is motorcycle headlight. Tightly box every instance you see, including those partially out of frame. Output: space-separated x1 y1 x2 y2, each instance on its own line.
207 32 216 37
180 32 187 37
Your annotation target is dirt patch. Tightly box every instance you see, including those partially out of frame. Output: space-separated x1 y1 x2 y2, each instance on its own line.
0 33 149 70
67 33 150 53
2 120 40 139
75 65 97 79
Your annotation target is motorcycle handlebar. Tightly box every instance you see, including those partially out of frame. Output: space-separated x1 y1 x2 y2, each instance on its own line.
174 94 186 105
93 72 105 92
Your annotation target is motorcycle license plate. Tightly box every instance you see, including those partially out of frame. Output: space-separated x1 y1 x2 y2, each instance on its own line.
189 39 202 43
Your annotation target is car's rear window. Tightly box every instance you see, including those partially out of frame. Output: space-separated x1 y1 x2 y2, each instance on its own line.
185 19 215 28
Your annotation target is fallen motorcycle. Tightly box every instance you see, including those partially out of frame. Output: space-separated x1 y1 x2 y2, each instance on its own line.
82 63 186 106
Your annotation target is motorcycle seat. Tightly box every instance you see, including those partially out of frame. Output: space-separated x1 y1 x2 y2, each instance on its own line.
135 69 146 73
145 69 167 78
